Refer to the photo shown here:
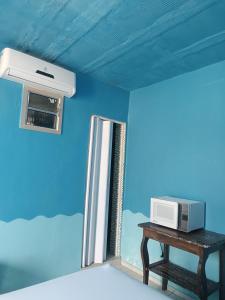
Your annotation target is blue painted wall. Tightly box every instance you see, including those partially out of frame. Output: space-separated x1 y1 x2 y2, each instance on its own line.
122 59 225 299
0 72 129 292
0 73 128 221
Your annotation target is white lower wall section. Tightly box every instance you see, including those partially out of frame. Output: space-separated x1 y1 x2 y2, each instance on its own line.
0 214 83 294
121 209 149 268
121 209 164 269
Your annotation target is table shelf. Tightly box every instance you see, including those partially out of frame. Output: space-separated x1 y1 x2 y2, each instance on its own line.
149 260 219 296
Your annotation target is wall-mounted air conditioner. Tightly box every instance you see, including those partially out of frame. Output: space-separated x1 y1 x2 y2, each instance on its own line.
0 48 76 134
0 48 76 98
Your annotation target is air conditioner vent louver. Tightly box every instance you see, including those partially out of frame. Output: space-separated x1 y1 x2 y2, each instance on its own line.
36 70 54 79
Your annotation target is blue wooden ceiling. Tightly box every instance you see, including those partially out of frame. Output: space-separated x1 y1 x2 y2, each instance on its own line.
1 0 225 91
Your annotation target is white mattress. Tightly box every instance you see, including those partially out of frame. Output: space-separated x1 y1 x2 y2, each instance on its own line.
0 264 171 299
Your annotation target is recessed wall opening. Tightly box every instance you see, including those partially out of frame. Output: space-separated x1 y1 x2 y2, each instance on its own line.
107 123 124 258
82 116 126 267
20 86 64 134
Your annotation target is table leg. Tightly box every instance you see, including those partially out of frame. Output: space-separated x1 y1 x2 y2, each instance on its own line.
219 247 225 300
141 234 149 285
162 244 170 291
197 252 208 300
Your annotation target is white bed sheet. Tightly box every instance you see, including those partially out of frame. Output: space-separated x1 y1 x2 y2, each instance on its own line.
0 264 171 299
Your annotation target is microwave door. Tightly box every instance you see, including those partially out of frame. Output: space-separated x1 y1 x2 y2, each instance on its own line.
151 199 178 229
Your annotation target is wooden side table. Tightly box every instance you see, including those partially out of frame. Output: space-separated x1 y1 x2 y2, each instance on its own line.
138 222 225 300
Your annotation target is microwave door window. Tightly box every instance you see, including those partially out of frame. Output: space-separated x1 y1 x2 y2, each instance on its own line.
156 203 174 219
155 202 178 229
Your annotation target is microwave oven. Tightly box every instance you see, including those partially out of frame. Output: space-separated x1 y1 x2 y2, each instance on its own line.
150 196 205 232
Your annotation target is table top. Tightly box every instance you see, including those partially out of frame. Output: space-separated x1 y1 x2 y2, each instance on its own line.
139 222 225 249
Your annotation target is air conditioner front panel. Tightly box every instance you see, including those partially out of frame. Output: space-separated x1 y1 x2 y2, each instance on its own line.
7 67 75 97
0 48 75 97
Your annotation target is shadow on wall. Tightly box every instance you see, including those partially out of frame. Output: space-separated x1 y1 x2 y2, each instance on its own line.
0 265 43 293
0 214 83 294
76 72 97 99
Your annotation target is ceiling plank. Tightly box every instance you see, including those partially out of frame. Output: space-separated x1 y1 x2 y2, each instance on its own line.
42 0 121 61
17 0 71 54
81 0 220 74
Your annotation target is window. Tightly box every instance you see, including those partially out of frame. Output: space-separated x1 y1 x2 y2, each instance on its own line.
20 86 64 134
